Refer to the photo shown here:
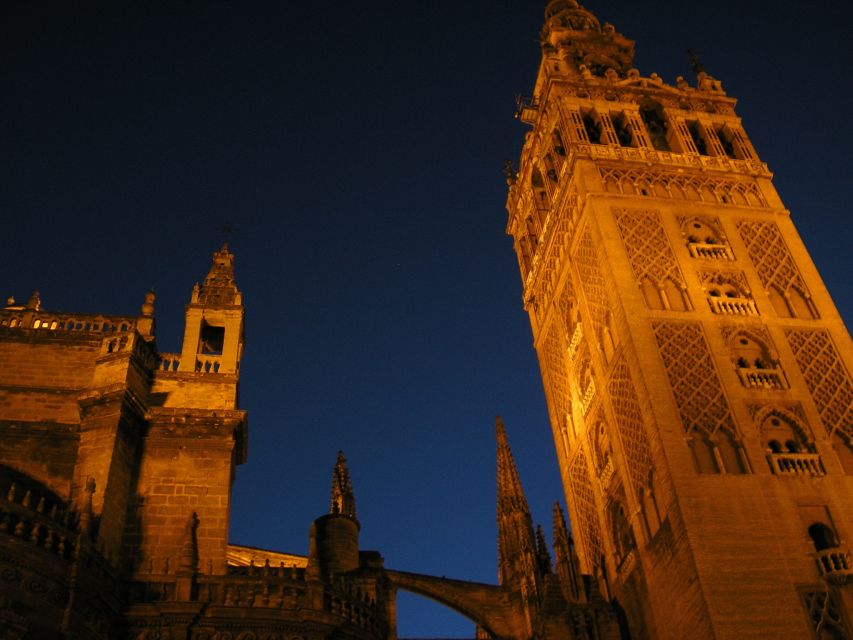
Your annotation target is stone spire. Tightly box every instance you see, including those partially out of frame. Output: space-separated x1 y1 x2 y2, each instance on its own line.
330 451 356 519
535 524 553 576
496 417 539 587
196 243 241 306
552 501 585 603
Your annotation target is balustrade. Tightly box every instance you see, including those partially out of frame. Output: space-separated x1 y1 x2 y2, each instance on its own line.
195 354 222 373
0 481 77 559
159 353 181 372
567 323 584 359
0 309 136 335
737 367 787 390
767 452 824 477
581 379 596 414
815 548 853 581
688 242 735 260
582 143 769 176
707 295 757 316
598 459 615 492
131 571 383 633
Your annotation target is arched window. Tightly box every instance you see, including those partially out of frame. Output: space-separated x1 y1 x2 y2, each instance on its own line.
808 523 838 552
703 273 757 315
758 409 823 475
729 333 787 390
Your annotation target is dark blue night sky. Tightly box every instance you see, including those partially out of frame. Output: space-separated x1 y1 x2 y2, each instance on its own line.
2 1 851 636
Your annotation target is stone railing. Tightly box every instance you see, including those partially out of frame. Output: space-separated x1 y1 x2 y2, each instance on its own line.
130 572 385 635
597 459 615 492
737 367 787 390
0 481 78 560
688 242 735 261
567 322 583 359
159 353 181 372
0 309 136 335
767 452 824 477
707 296 758 316
200 574 309 608
227 562 306 579
100 334 132 356
195 354 222 373
325 582 384 635
814 548 853 583
583 144 769 176
580 379 596 415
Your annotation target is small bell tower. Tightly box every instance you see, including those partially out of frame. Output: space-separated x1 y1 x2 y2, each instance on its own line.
178 243 244 377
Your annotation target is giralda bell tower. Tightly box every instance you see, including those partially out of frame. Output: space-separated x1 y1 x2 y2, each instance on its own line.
506 2 853 638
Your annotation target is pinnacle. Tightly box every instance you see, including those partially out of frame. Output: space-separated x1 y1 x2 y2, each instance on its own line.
496 416 528 511
330 450 357 518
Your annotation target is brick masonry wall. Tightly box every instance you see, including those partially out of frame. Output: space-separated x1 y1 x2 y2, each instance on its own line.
125 416 243 577
0 421 79 498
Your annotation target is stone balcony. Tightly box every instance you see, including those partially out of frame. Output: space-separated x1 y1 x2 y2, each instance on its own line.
767 452 825 477
737 367 787 390
688 242 735 261
157 353 224 374
814 548 853 584
707 295 758 316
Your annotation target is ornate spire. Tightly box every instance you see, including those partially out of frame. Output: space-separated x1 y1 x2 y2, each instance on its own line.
496 416 531 517
552 501 584 603
535 524 553 575
496 417 538 589
330 451 356 519
196 244 241 306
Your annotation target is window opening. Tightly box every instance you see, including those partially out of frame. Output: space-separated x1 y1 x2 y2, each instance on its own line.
199 322 225 355
808 523 837 552
687 121 709 155
640 104 670 151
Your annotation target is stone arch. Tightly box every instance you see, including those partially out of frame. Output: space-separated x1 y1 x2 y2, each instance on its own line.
681 215 724 245
727 329 776 369
386 570 523 640
753 406 814 454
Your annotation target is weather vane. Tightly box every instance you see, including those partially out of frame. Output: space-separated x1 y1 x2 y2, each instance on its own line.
686 48 705 75
217 222 238 246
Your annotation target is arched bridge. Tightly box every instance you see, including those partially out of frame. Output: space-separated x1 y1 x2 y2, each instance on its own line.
385 570 525 640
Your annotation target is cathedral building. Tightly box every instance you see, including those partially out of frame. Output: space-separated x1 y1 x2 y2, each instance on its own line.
505 0 853 638
0 246 618 640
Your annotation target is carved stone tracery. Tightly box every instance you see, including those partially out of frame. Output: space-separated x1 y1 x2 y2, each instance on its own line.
786 329 853 440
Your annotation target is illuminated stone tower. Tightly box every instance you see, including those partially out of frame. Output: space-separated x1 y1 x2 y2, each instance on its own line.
506 2 853 638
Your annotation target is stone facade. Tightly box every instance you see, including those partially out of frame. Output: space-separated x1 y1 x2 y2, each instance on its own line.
0 245 617 639
505 1 853 639
0 247 397 640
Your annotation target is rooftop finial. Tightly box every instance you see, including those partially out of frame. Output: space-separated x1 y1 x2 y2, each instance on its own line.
687 48 706 76
217 222 238 247
141 289 155 317
330 450 356 518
